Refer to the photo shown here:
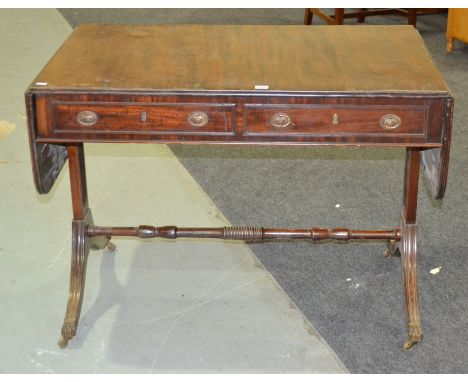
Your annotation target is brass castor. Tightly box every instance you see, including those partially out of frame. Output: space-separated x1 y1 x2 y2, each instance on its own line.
384 239 400 257
106 242 116 252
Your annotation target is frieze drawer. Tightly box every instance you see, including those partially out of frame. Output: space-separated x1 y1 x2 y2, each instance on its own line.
52 102 236 135
244 104 429 138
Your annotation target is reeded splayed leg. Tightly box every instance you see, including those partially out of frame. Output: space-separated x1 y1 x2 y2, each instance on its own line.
400 223 422 349
59 212 91 348
399 148 423 349
59 144 111 348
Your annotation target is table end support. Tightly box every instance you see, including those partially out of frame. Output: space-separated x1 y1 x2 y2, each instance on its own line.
400 222 423 350
58 209 111 348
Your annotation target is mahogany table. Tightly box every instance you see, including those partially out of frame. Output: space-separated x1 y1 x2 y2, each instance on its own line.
25 24 453 350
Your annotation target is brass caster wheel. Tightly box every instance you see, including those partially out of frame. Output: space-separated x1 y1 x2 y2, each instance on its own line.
106 242 116 252
58 336 69 349
403 334 422 350
58 320 76 348
384 239 400 257
403 339 416 350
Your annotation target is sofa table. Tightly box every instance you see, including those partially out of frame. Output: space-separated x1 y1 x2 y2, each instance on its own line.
25 24 453 350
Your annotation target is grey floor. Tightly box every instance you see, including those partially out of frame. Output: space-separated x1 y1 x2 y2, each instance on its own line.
1 8 467 374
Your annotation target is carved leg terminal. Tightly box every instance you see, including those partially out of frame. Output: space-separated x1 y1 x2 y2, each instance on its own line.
384 239 400 257
447 36 454 53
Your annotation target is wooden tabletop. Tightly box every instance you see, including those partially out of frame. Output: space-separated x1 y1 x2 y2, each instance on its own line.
30 24 449 94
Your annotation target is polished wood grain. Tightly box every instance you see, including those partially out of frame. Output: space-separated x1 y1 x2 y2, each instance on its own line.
244 103 427 137
87 225 400 241
400 148 423 349
29 24 449 93
67 145 88 220
59 146 111 348
53 101 236 135
58 209 91 348
58 145 90 348
32 93 447 147
401 223 422 350
25 92 67 194
421 98 454 199
26 25 453 196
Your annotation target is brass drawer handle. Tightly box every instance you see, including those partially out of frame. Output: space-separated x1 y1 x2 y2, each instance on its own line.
188 111 209 127
270 112 292 129
77 110 98 126
380 114 401 130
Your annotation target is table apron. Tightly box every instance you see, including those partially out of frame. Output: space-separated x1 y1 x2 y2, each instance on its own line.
33 94 448 146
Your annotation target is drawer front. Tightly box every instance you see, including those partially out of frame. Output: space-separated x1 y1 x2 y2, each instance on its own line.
52 102 235 135
244 104 428 137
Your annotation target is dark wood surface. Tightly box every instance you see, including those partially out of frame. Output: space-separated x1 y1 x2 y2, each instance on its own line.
26 24 453 197
29 24 449 93
25 92 67 194
32 93 447 146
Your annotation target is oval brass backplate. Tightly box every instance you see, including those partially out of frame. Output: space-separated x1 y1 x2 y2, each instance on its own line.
270 113 292 129
380 114 401 130
188 111 209 128
77 110 98 126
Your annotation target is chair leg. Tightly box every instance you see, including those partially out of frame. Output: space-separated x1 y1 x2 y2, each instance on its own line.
304 8 313 25
357 8 367 23
407 9 418 26
447 36 454 52
334 8 345 25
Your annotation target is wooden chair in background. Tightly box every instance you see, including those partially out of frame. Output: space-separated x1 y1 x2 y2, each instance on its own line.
304 8 446 27
446 8 468 52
